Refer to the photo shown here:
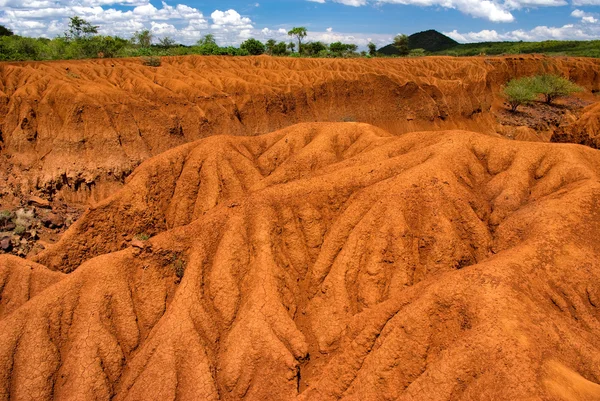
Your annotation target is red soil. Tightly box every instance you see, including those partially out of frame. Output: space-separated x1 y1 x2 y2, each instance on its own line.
1 55 599 203
1 122 600 400
2 55 600 400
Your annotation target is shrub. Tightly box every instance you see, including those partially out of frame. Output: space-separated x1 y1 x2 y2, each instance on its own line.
240 38 265 55
503 77 537 112
408 48 426 57
531 74 584 104
135 233 150 241
141 56 161 67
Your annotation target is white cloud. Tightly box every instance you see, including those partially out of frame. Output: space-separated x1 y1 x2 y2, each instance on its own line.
0 0 263 45
309 0 569 23
445 22 598 42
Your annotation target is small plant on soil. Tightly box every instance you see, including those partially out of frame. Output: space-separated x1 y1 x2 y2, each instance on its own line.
503 77 537 112
135 233 150 241
14 225 26 235
141 56 161 67
531 74 583 105
169 253 186 280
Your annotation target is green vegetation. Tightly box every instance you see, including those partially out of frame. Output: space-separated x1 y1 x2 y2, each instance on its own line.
141 56 161 67
393 34 409 56
135 233 150 241
436 40 600 58
240 38 265 55
2 20 600 63
503 75 583 112
287 27 307 53
503 77 537 112
530 74 584 104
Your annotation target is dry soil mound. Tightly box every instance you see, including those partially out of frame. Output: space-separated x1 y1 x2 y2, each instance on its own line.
1 55 599 203
1 122 600 400
552 101 600 149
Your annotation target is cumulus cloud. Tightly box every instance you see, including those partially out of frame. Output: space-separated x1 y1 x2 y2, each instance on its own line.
0 0 258 45
308 0 569 23
445 23 597 42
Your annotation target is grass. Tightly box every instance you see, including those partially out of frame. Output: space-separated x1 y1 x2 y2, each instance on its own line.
435 40 600 58
135 233 150 241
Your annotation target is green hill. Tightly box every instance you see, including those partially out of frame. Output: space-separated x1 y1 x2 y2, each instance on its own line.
378 30 458 55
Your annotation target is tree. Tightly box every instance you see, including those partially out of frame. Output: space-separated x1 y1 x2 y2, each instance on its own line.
272 42 288 56
503 77 537 112
66 16 98 41
303 41 327 56
158 36 177 49
393 34 409 56
288 27 307 53
287 42 295 53
368 42 376 56
265 39 276 55
132 29 153 48
0 25 14 37
531 74 583 104
197 34 216 46
240 38 265 55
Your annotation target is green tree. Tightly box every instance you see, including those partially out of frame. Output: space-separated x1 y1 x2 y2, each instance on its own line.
531 74 584 104
240 38 265 55
287 42 295 53
132 29 153 48
288 27 307 53
158 36 177 49
272 42 288 56
265 39 276 55
303 41 327 56
368 42 376 56
408 48 426 57
197 34 216 46
65 16 98 41
393 34 409 56
0 25 14 37
503 77 537 112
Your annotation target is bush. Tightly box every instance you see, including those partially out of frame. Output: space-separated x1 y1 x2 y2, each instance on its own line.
531 74 584 104
141 56 161 67
503 77 537 112
408 48 426 57
240 38 265 55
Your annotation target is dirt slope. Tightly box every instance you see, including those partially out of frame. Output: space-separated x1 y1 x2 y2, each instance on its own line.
1 55 599 203
552 101 600 148
1 122 600 400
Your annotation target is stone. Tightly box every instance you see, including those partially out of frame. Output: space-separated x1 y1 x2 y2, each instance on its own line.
0 237 12 252
28 196 51 209
42 213 65 229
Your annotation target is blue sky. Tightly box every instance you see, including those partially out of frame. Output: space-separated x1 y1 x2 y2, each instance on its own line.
2 0 600 47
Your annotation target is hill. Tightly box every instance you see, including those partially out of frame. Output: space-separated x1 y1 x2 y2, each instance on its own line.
378 29 458 55
2 122 600 400
1 55 599 206
437 40 600 57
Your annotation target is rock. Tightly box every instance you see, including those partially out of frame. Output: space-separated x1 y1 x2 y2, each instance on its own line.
131 239 146 249
42 213 65 229
28 196 51 209
0 237 12 252
3 222 16 231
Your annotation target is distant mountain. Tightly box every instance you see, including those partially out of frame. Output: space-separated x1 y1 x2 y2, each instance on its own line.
378 30 459 55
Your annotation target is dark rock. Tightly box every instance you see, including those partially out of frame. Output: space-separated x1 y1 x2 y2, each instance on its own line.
0 237 12 252
42 213 65 229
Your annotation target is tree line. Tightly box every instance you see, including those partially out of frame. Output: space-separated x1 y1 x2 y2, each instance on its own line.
0 18 420 62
